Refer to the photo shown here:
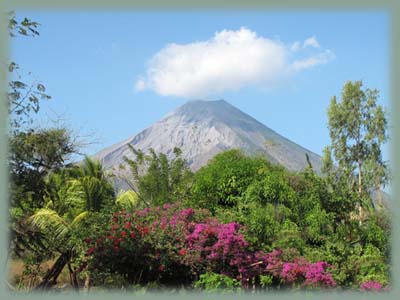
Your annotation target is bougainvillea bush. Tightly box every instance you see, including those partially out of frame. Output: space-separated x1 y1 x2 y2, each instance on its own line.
360 280 387 292
81 204 209 285
80 203 338 290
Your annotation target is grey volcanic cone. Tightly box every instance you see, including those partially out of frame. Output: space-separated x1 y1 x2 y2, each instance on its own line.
93 100 322 180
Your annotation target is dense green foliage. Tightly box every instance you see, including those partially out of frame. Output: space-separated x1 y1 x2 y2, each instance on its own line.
194 272 241 293
9 128 78 263
187 150 390 287
189 150 273 210
9 146 390 292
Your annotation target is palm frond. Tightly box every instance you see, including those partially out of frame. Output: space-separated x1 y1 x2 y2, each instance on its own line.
70 211 89 228
116 190 139 209
28 208 70 240
82 156 104 179
45 200 54 209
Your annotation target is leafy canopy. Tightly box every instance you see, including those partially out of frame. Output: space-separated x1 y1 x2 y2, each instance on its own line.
326 80 389 197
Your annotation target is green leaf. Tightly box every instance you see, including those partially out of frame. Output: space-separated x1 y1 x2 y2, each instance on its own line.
37 83 45 92
8 62 17 72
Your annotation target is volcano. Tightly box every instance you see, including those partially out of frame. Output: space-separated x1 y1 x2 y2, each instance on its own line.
93 100 322 180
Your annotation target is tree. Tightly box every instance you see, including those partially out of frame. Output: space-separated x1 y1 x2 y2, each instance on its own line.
9 128 79 268
122 146 193 206
75 156 115 211
9 128 77 212
28 157 114 290
7 12 51 132
190 149 271 211
28 208 87 290
321 146 334 177
326 80 389 198
115 190 139 210
6 13 61 260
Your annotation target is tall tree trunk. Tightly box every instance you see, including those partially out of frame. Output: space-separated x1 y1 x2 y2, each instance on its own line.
358 161 362 195
376 177 382 208
34 252 71 290
67 263 79 291
83 273 91 293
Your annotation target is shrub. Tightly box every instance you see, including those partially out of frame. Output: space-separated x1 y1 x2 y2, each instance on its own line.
194 272 241 293
190 150 269 210
82 203 209 286
360 280 386 292
80 204 336 290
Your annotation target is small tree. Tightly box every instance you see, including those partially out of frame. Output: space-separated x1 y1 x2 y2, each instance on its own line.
122 146 193 206
28 157 114 290
9 128 76 212
190 149 270 211
326 80 389 199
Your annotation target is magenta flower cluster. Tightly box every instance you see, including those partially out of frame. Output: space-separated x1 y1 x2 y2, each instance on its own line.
360 280 385 291
82 203 337 289
303 261 336 287
280 259 336 287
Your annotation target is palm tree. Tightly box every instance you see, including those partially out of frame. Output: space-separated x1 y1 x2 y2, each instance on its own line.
115 190 139 210
28 157 114 290
79 156 115 210
28 208 88 290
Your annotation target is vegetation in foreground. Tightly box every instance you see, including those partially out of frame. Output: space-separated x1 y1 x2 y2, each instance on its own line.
8 146 391 293
6 13 391 294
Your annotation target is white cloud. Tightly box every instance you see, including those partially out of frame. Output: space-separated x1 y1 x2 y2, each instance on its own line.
291 50 335 72
135 28 334 98
290 41 301 52
135 79 146 91
303 36 320 48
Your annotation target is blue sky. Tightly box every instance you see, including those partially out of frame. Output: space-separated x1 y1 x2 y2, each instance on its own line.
11 10 390 162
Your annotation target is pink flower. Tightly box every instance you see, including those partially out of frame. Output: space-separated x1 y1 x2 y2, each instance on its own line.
360 281 384 291
303 261 336 287
137 207 151 217
208 252 218 259
142 227 150 235
124 222 131 229
180 208 195 218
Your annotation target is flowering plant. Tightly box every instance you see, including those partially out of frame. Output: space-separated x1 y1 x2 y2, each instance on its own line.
360 280 386 292
81 203 337 289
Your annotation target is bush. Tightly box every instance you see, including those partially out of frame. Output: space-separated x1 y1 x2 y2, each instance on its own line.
80 204 337 290
194 272 241 293
190 150 269 210
82 204 209 286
